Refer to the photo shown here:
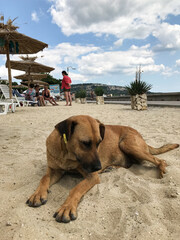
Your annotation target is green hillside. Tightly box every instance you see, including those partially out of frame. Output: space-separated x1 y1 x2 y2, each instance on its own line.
71 83 128 96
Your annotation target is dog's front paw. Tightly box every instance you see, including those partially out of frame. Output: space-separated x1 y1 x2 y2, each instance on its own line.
53 200 77 223
26 189 48 207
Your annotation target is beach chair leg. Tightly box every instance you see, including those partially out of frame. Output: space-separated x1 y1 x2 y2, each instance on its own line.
11 103 16 113
0 105 5 115
0 103 8 115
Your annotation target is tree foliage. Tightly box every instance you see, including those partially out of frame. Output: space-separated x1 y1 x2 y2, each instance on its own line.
42 74 62 87
78 89 86 98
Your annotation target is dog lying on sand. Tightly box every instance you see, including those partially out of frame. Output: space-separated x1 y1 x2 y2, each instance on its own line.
26 115 179 223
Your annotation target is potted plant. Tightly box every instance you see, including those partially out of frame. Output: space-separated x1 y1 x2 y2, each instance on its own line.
75 91 81 103
125 80 152 110
94 86 104 104
79 89 87 104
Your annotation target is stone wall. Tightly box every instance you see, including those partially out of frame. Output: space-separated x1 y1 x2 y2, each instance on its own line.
131 94 147 110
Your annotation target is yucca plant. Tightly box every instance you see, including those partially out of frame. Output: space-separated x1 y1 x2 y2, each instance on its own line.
94 86 104 96
125 80 152 96
75 91 81 98
79 89 86 98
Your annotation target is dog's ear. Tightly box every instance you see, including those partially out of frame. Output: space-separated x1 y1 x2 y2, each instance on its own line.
96 119 105 140
55 119 77 141
99 123 105 140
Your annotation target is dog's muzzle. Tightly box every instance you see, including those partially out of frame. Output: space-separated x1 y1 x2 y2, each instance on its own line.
77 156 102 173
88 161 102 173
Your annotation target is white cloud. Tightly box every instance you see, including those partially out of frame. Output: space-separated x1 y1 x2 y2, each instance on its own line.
34 42 166 82
114 39 123 47
31 11 39 22
161 67 180 76
49 0 180 44
0 65 8 79
34 43 100 82
153 23 180 51
0 64 28 81
176 59 180 67
0 42 172 84
37 42 100 67
78 45 160 77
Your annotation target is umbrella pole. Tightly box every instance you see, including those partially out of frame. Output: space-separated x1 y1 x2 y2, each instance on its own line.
28 67 30 87
6 43 13 99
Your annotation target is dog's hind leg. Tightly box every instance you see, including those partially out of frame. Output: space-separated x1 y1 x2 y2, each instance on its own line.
26 167 64 207
119 136 168 178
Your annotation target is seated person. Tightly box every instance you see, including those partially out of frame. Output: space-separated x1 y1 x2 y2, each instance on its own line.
35 85 46 106
42 86 58 106
12 89 23 97
25 83 36 101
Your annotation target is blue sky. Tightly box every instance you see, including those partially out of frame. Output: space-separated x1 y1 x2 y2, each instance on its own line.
0 0 180 92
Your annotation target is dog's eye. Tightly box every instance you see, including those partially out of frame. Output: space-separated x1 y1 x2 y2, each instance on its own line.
81 141 92 148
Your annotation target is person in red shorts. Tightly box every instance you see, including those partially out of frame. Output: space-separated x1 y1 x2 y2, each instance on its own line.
61 70 72 106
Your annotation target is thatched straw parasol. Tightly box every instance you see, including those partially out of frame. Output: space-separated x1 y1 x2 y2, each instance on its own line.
9 55 54 73
0 18 48 98
6 55 54 87
13 84 28 89
20 79 49 86
14 72 47 81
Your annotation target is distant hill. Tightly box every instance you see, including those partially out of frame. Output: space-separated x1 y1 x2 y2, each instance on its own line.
71 83 128 96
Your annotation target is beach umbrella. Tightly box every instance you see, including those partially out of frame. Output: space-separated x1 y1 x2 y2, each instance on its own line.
13 84 28 89
20 79 49 86
14 72 48 81
6 55 54 87
0 18 48 98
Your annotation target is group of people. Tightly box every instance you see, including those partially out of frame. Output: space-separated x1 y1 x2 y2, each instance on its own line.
25 84 58 106
25 70 72 106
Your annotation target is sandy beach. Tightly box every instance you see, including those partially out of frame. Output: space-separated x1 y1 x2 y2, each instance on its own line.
0 102 180 240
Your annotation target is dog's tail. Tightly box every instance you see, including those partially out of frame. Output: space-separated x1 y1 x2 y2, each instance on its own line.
148 144 179 155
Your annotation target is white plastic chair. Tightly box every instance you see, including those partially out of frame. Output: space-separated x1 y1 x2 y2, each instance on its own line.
0 101 16 115
0 84 37 107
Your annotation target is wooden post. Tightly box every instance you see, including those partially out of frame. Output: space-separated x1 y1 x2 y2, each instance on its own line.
6 42 13 98
28 67 31 87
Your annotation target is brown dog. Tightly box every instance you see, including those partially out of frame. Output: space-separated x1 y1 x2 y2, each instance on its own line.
26 115 179 223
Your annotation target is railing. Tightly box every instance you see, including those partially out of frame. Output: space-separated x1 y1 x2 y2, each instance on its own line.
104 92 180 102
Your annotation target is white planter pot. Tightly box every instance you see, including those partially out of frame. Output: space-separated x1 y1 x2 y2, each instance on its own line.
96 96 104 105
75 98 81 103
80 98 87 104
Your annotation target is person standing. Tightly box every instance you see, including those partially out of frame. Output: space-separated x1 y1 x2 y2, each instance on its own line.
61 70 72 106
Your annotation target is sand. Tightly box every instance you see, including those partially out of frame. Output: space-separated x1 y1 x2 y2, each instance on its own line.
0 102 180 240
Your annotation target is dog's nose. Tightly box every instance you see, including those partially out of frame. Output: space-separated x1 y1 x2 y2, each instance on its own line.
91 162 102 172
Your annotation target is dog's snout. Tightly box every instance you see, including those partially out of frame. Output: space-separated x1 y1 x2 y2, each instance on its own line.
91 162 102 172
84 160 102 173
80 159 102 173
76 152 102 173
